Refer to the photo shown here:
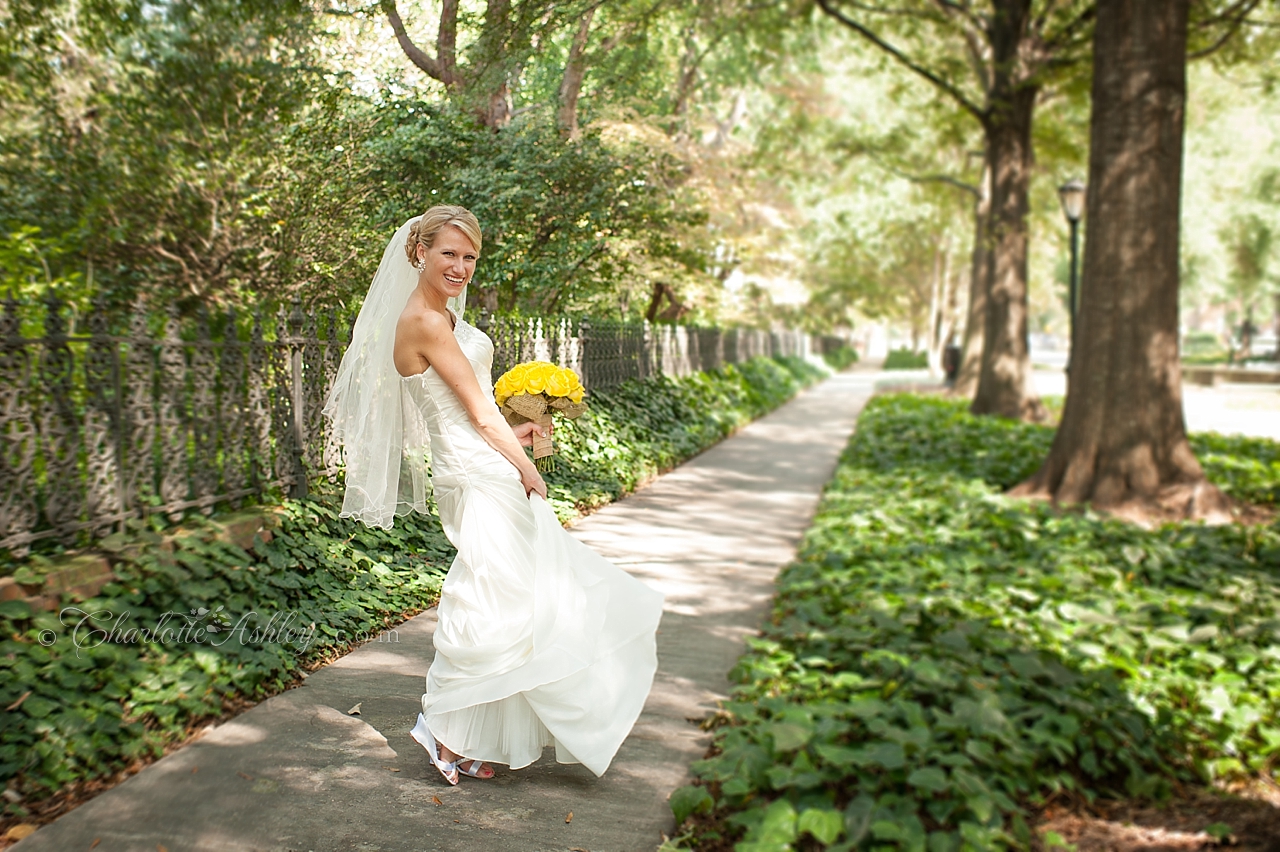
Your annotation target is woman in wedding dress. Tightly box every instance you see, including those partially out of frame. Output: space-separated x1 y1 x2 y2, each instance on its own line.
323 206 663 785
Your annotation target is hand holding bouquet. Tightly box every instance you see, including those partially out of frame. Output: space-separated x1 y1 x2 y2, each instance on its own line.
494 361 587 472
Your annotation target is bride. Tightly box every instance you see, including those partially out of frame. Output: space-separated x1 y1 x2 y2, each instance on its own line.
323 205 663 785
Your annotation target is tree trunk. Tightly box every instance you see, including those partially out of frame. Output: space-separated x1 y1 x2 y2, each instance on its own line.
557 7 595 138
927 241 954 375
955 160 990 397
1014 0 1226 520
934 242 955 373
971 0 1043 420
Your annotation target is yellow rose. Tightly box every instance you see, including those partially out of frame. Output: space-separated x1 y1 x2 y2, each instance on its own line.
569 386 584 404
545 369 572 397
501 364 530 392
524 362 554 394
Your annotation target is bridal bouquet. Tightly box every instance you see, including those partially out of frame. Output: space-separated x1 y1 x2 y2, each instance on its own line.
494 361 587 472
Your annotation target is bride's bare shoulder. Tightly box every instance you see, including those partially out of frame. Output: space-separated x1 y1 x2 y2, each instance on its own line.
397 302 454 343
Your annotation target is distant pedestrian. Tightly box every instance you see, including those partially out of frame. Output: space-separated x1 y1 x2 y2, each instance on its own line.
943 339 961 387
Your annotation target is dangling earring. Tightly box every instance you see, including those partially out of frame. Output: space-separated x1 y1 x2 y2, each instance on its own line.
415 257 425 272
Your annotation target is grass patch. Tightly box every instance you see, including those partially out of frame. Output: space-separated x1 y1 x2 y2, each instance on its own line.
0 355 827 817
674 394 1280 851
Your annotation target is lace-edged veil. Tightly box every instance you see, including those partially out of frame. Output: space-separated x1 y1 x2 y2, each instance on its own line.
322 216 467 529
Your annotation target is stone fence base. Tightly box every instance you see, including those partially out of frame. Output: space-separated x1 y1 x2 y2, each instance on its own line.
0 508 282 613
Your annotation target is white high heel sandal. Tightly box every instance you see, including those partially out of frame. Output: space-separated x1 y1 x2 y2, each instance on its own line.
409 713 458 786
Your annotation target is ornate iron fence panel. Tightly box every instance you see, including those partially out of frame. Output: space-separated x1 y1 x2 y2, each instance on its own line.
0 296 353 554
0 294 819 553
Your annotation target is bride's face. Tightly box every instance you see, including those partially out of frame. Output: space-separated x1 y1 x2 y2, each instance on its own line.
417 225 478 299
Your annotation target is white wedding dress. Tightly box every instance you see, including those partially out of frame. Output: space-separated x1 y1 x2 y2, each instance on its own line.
401 310 664 776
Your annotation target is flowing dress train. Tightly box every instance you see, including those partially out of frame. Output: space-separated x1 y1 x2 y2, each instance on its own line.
401 311 664 776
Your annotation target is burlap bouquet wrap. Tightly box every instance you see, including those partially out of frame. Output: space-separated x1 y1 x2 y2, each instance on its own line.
495 362 587 472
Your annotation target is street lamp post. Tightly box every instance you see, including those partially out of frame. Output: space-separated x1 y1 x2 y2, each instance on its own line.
1058 179 1086 368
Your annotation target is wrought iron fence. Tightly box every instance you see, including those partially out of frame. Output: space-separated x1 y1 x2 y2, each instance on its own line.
1 296 815 554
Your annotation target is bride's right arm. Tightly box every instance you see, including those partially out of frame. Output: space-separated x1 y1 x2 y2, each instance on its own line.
405 312 547 499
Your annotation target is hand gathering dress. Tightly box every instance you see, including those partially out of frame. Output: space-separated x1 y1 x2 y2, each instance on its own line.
400 310 664 776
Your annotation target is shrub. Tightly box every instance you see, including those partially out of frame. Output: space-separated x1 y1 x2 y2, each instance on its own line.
883 349 928 370
823 347 860 372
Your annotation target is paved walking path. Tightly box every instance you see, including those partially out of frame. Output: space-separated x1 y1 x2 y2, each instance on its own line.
15 371 877 852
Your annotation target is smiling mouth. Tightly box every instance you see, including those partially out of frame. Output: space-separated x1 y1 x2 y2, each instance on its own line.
444 275 465 285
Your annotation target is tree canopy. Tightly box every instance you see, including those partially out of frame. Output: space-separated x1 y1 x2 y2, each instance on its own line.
0 0 1277 349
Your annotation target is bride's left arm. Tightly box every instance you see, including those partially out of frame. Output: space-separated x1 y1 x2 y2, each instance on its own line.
407 312 547 498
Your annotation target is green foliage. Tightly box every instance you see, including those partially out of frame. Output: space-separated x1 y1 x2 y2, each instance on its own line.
1191 432 1280 507
685 394 1280 851
823 347 860 372
544 356 828 520
0 355 822 806
363 104 709 317
0 499 452 807
1182 332 1230 366
848 394 1280 506
672 784 716 824
0 1 717 319
883 349 928 370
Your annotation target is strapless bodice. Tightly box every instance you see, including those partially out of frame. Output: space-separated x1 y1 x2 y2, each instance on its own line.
399 314 517 489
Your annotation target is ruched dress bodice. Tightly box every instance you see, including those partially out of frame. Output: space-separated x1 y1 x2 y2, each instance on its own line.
400 311 663 777
400 315 521 533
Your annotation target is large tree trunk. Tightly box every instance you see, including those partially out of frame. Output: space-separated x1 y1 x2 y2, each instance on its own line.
971 0 1043 420
1014 0 1226 520
955 161 991 397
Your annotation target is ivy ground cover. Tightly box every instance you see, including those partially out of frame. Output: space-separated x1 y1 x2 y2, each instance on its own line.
676 394 1280 851
0 355 826 817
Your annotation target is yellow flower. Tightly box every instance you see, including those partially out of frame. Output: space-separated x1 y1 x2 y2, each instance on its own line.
545 369 572 397
568 386 584 404
501 364 530 390
524 362 554 393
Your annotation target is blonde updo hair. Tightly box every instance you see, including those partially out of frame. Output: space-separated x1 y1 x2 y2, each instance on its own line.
405 205 483 265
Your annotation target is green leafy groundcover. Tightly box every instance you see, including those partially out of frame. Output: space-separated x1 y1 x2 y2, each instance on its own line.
674 394 1280 852
0 355 826 813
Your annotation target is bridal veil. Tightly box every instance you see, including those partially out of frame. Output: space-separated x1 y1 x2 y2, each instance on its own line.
321 217 467 529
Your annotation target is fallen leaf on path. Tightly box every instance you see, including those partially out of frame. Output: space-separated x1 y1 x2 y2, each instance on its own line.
347 703 362 716
383 766 400 772
5 691 31 711
90 839 101 849
431 795 443 806
157 845 168 852
565 811 574 824
570 847 591 851
191 766 198 774
237 772 253 781
3 825 36 841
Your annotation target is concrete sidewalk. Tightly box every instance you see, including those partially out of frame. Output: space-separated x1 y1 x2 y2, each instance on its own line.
15 371 876 852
